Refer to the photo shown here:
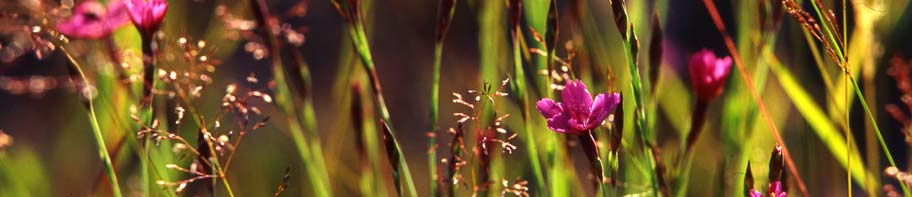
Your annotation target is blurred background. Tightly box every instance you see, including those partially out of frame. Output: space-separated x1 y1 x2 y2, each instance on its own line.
1 0 912 196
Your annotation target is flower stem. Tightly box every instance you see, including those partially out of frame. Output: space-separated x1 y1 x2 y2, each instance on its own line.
577 131 607 195
248 0 332 196
61 47 123 197
702 0 810 195
684 99 709 156
337 0 418 194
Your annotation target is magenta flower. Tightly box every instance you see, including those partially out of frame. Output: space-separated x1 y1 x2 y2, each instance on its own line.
767 181 787 197
748 189 762 197
124 0 168 37
688 49 732 101
536 80 621 135
55 0 129 39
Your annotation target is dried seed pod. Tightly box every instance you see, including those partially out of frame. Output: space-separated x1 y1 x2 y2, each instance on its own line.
379 120 405 195
744 163 756 197
435 0 457 44
610 0 629 40
609 93 623 153
648 12 663 88
508 0 522 38
629 24 640 63
545 0 559 66
768 145 786 188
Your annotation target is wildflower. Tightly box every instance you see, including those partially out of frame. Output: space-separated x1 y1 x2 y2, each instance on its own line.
688 49 732 102
748 189 762 197
683 49 732 153
536 80 621 135
55 0 129 39
767 181 787 197
124 0 168 38
125 0 167 106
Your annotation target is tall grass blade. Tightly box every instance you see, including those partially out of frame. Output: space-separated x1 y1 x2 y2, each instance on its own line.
701 0 809 195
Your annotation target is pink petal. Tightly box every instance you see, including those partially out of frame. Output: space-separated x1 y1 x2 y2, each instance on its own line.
768 181 786 197
151 0 168 22
587 93 620 127
688 48 732 101
56 20 108 39
104 0 130 28
536 99 562 118
55 1 121 39
748 189 762 197
545 113 572 134
561 80 592 119
568 117 591 133
713 56 732 80
125 0 146 26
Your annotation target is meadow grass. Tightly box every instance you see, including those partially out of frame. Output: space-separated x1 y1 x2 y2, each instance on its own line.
4 0 912 196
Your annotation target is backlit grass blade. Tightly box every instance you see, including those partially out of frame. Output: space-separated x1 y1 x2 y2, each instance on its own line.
332 0 417 195
250 0 332 195
428 0 457 195
61 47 123 197
766 52 870 186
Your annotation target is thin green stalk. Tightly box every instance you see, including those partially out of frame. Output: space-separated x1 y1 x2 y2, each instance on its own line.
807 0 845 61
842 0 852 187
428 42 443 197
702 1 811 194
766 51 870 187
61 48 123 197
619 26 658 195
338 1 417 194
140 37 155 197
507 0 547 194
271 45 331 197
849 76 910 195
512 25 546 197
608 1 658 194
167 82 235 197
249 0 332 195
800 0 909 194
428 0 456 193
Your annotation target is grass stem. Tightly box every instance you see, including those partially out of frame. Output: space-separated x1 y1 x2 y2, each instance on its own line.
701 0 810 195
61 47 123 197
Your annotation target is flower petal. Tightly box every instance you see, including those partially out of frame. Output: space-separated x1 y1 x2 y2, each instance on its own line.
587 93 620 127
561 80 592 119
150 0 168 26
125 0 146 26
545 113 572 134
104 0 131 28
688 49 732 101
55 1 113 39
748 189 762 197
536 99 562 118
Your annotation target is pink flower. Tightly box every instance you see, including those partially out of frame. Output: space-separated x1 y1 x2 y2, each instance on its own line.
688 49 732 101
536 80 621 135
767 181 787 197
55 0 129 39
748 188 762 197
124 0 168 37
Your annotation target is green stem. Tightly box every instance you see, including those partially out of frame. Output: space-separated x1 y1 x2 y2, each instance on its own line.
61 48 123 197
428 43 443 196
849 76 911 195
808 0 845 61
248 0 332 195
346 7 417 196
620 27 658 195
